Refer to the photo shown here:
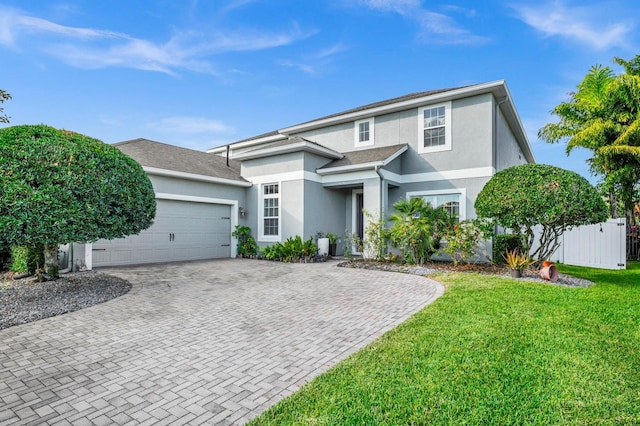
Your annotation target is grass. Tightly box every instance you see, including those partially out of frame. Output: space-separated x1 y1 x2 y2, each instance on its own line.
249 262 640 425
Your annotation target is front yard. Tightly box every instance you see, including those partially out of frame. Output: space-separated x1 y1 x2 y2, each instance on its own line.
251 262 640 425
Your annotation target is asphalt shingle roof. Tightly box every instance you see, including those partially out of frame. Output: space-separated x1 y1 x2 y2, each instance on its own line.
114 138 247 182
319 144 408 170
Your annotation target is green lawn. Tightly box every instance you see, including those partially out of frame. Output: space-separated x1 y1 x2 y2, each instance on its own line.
250 263 640 425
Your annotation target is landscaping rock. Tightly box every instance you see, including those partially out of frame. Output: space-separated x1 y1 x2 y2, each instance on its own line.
0 271 131 330
338 260 594 288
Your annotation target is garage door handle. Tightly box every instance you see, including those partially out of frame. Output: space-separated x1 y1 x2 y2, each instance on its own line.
92 248 106 251
221 244 230 247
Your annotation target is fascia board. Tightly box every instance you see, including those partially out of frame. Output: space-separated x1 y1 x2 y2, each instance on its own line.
233 142 343 161
316 161 383 175
206 133 286 154
144 166 252 187
381 145 408 166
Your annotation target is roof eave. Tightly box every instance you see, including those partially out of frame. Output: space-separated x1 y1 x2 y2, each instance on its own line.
144 166 252 187
233 141 344 161
281 81 508 134
317 161 384 175
207 133 286 154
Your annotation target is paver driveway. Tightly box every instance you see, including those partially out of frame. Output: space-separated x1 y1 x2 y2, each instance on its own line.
0 259 443 425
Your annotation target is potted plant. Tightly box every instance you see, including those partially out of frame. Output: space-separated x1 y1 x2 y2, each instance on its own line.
315 232 329 257
325 233 338 257
503 249 533 278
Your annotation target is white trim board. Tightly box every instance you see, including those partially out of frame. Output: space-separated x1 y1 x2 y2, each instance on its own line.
382 166 494 184
247 166 493 187
144 166 252 187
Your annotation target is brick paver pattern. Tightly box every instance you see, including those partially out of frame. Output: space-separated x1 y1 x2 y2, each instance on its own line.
0 259 443 425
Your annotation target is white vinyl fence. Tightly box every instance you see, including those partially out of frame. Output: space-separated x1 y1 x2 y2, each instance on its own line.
533 218 626 270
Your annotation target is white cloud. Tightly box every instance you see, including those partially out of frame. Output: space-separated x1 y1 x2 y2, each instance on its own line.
278 42 350 76
279 60 317 75
353 0 489 45
147 116 235 134
0 6 314 75
511 1 632 50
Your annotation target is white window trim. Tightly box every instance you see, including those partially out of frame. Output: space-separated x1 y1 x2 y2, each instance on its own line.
354 117 375 147
418 101 451 154
406 188 466 220
259 182 281 242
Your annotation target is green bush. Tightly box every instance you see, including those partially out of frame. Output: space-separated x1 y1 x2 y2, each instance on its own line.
261 236 318 262
441 220 483 266
232 225 259 258
9 245 44 274
362 210 388 261
493 234 525 264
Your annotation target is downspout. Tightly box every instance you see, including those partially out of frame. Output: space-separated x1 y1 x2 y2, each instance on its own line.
374 165 385 218
492 96 509 258
59 243 73 274
226 144 230 167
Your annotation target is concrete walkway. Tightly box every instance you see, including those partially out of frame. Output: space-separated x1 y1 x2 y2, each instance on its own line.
0 259 443 425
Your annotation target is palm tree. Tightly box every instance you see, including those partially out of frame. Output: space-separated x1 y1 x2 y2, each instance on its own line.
539 56 640 220
387 197 451 264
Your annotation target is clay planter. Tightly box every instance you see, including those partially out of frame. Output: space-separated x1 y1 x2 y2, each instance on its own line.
540 264 559 282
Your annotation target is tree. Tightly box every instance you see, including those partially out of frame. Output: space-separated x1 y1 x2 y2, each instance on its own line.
475 164 608 262
387 197 450 264
0 89 11 123
539 55 640 221
0 125 156 279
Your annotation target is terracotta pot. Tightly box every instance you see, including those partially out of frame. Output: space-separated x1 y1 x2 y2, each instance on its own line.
510 269 523 278
540 265 559 282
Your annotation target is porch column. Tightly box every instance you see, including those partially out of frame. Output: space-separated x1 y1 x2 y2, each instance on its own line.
362 177 383 232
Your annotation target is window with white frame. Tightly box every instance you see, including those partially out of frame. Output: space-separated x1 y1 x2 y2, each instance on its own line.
354 118 374 147
260 183 280 240
407 189 465 221
418 101 451 153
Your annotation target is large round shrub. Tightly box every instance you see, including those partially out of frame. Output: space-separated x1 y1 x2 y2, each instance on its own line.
475 163 608 261
0 125 156 277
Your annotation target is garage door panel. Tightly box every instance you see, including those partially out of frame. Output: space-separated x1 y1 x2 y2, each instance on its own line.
93 199 232 267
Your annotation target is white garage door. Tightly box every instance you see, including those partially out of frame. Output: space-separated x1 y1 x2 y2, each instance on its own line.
93 199 231 267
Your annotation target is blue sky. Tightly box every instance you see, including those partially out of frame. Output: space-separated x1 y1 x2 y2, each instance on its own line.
1 1 638 182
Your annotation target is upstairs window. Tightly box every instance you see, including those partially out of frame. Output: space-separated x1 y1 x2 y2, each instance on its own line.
354 118 374 147
418 102 451 153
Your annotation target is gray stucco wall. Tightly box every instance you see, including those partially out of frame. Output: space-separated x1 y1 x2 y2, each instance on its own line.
241 152 303 178
291 94 494 174
303 181 348 245
281 179 304 239
149 175 247 206
496 104 529 170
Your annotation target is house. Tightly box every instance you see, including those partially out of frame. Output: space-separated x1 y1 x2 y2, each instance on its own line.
78 80 534 268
